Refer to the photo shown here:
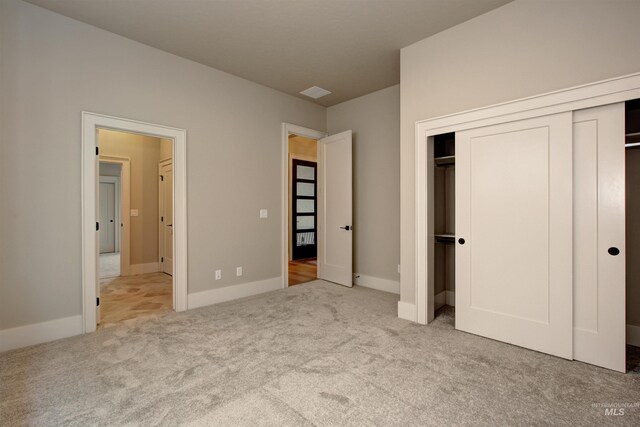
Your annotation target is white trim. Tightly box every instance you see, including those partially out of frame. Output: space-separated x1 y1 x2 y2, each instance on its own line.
129 262 160 275
446 290 455 307
435 291 446 309
434 290 455 310
397 301 417 322
281 124 327 288
188 277 282 309
99 155 130 276
0 315 83 353
353 274 399 294
83 112 188 334
413 72 640 325
628 324 640 347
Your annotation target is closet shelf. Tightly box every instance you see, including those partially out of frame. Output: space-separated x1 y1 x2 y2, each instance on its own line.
434 155 455 167
435 233 455 244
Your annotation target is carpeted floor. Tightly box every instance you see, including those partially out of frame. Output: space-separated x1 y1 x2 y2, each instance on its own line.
1 280 639 425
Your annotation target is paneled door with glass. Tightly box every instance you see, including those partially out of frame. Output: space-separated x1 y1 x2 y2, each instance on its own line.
292 159 317 260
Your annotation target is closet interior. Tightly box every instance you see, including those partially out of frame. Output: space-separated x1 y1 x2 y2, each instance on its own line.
626 98 640 340
433 132 455 315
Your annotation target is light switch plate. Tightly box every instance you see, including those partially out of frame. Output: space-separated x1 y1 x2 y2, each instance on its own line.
260 209 268 219
130 209 139 217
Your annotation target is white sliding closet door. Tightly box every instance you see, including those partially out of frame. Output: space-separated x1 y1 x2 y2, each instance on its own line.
573 103 626 372
456 112 573 359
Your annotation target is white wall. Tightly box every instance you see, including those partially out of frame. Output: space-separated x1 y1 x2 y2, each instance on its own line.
400 0 640 304
0 0 325 330
327 85 400 283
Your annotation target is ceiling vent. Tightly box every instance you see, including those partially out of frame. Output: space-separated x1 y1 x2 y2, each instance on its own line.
300 86 331 99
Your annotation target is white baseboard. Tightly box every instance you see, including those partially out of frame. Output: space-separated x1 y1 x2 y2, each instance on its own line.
435 290 455 309
353 274 400 294
397 301 416 322
188 276 282 310
0 315 83 353
129 262 159 275
446 290 455 307
628 324 640 347
435 291 446 309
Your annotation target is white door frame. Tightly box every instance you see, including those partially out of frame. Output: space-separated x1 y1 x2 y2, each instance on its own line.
99 157 130 275
412 72 640 325
82 112 188 333
281 123 327 288
98 175 120 254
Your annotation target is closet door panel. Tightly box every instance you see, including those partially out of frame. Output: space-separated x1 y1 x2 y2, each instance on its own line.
456 112 573 359
573 103 625 372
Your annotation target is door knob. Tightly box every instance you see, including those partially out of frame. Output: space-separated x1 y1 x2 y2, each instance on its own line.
110 220 114 222
339 225 352 231
608 247 620 256
458 238 465 245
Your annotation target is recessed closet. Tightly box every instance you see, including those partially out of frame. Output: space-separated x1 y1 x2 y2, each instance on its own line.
417 74 640 373
433 133 455 312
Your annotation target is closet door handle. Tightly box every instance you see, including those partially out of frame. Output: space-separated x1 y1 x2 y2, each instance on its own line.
458 238 465 245
608 247 620 256
339 225 352 231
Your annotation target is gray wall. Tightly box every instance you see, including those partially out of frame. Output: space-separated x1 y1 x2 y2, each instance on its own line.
327 85 400 282
0 0 325 330
400 0 640 304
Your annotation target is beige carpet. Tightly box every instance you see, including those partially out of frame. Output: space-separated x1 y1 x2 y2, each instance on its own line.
1 281 639 425
99 252 120 278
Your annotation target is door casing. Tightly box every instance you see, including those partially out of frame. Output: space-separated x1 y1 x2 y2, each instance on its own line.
281 124 327 288
82 112 187 333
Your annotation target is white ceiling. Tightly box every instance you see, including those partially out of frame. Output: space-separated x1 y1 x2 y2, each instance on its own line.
25 0 511 106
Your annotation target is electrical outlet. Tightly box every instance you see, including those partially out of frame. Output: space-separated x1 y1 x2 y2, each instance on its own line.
397 264 401 274
260 209 268 219
236 266 242 277
215 270 221 280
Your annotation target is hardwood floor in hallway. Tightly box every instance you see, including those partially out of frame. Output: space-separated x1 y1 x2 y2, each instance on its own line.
99 272 172 327
288 258 317 286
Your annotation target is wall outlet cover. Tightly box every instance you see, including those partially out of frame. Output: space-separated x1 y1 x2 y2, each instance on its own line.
215 270 221 280
260 209 268 218
130 209 139 217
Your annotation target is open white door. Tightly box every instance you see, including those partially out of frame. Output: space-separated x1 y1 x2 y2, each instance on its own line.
159 160 174 276
573 103 626 372
318 130 353 287
456 112 574 359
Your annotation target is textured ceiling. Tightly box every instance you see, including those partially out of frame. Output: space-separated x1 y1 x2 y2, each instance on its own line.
25 0 511 106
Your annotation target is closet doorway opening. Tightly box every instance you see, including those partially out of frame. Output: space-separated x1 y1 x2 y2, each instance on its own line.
432 132 456 321
625 98 640 371
288 133 320 286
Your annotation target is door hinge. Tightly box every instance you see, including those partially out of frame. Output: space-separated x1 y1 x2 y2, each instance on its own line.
96 222 99 231
161 257 164 263
96 146 99 156
97 297 100 306
160 175 164 181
